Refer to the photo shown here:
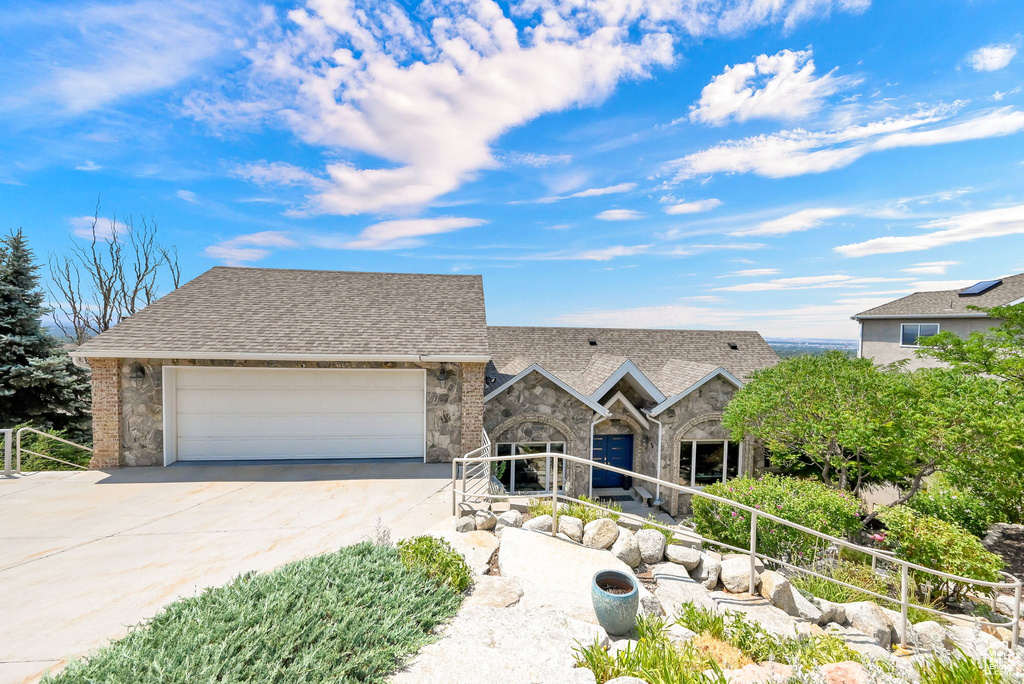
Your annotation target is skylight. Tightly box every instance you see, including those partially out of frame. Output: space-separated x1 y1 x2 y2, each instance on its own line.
958 279 1002 297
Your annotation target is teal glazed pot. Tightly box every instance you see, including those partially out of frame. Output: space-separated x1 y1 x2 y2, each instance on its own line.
591 569 639 636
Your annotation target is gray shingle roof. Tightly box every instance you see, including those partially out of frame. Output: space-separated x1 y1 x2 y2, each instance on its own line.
853 272 1024 318
74 267 489 358
486 326 778 398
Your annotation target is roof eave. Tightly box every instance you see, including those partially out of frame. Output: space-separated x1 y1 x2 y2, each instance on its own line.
589 359 667 404
852 313 991 320
69 350 492 363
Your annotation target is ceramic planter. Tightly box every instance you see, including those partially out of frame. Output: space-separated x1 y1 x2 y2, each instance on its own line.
591 569 639 635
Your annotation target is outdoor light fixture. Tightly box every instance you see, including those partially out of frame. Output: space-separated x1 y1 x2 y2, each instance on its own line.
128 363 146 387
437 367 447 382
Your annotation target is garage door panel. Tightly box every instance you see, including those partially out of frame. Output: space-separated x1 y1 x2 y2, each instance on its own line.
171 368 425 461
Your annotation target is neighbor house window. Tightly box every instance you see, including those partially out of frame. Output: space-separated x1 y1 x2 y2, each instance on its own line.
901 323 939 347
679 441 742 487
495 442 565 493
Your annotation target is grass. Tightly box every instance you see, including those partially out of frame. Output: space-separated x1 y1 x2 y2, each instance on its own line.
528 494 622 524
47 541 466 684
915 650 1021 684
397 536 472 593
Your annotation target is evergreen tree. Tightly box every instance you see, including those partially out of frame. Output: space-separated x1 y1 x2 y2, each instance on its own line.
0 230 90 438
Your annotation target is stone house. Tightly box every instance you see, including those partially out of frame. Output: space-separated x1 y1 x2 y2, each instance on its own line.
72 266 778 516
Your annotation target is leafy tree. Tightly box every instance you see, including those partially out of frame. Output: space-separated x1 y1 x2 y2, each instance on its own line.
0 230 90 437
917 302 1024 389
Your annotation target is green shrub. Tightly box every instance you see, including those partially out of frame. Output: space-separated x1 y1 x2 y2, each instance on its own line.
14 423 92 471
878 507 1004 599
528 495 621 524
691 475 862 564
908 478 1000 538
915 649 1018 684
396 536 472 593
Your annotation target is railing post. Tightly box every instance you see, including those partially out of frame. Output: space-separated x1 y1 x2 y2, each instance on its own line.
748 511 758 594
451 459 458 517
460 460 467 511
550 456 559 538
900 563 909 649
2 429 10 478
1013 580 1021 647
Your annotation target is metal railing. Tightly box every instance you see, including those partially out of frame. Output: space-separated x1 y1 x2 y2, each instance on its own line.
14 427 91 472
2 429 11 477
452 450 1023 649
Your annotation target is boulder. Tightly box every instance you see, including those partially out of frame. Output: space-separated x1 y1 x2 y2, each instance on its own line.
495 510 522 532
720 556 760 594
666 623 697 643
523 514 553 532
709 591 801 637
635 529 667 564
879 606 919 648
559 515 584 543
842 602 893 649
818 661 869 684
610 527 642 568
583 518 620 550
640 594 665 617
691 554 722 590
665 544 702 571
462 575 523 610
454 516 476 533
653 562 719 614
722 553 764 574
474 510 497 531
814 598 847 626
608 639 639 658
427 517 500 575
758 571 798 616
826 623 893 660
995 594 1020 618
725 662 792 683
915 621 954 653
606 678 649 684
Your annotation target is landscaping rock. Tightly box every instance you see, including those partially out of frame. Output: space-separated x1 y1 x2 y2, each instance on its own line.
495 510 522 533
653 562 718 614
665 544 702 571
758 571 797 616
691 553 721 590
559 515 584 543
818 661 868 684
722 554 764 574
474 510 497 531
640 594 665 617
720 556 760 593
583 518 620 550
946 624 1017 662
611 527 642 568
790 588 822 622
666 623 697 643
842 602 893 649
454 516 476 533
523 514 553 532
814 598 847 626
710 591 801 637
462 576 523 610
608 639 639 658
725 662 792 683
915 621 954 653
825 623 893 660
995 594 1020 618
606 678 649 684
428 517 501 575
879 606 919 648
635 529 667 564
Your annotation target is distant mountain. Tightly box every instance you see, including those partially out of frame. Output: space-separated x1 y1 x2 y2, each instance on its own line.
766 337 858 358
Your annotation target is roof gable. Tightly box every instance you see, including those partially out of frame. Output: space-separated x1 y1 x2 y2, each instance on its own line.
483 363 610 415
590 359 666 403
649 367 743 417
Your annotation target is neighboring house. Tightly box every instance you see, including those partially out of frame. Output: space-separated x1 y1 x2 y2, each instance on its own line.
71 267 778 516
852 273 1024 370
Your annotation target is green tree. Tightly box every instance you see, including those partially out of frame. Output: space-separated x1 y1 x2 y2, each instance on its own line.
917 302 1024 389
0 230 90 437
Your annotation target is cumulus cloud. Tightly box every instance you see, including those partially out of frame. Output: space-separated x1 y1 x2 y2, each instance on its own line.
664 106 1024 183
900 261 960 275
968 44 1017 72
176 189 200 203
836 204 1024 257
69 215 116 240
689 49 850 126
317 217 488 250
189 0 868 215
596 209 644 221
730 207 847 236
664 198 722 215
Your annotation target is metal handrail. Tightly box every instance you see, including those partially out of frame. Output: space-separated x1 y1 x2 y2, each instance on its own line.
15 427 91 472
452 450 1023 648
1 429 11 477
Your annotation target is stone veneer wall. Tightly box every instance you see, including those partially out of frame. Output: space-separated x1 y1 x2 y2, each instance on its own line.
459 362 486 456
88 357 122 470
118 358 471 467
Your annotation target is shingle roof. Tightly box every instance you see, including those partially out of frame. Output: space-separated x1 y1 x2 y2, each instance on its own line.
853 273 1024 318
486 326 778 398
74 267 489 358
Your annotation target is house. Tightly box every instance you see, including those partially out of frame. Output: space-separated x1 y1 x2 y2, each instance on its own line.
852 273 1024 369
71 267 778 515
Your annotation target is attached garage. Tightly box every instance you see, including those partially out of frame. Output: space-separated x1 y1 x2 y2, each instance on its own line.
163 367 426 464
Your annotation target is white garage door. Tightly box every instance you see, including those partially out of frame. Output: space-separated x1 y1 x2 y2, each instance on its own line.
167 367 425 462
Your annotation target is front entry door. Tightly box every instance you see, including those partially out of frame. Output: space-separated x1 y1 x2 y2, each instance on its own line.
592 434 634 489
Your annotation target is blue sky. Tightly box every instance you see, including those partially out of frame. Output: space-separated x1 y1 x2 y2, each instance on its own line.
3 0 1024 340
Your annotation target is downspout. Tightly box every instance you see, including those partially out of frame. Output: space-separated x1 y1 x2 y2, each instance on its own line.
645 410 665 508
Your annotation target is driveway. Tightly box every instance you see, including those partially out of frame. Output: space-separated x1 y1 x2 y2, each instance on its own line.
0 462 453 684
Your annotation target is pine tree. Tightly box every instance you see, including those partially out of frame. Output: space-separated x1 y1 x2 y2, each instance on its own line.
0 229 90 438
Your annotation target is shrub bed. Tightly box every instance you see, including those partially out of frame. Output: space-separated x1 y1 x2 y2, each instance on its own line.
907 478 1000 538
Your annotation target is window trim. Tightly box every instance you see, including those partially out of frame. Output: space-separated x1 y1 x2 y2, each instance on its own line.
495 441 566 494
679 439 743 489
900 322 941 348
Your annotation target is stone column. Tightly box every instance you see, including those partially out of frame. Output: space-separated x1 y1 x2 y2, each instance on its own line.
88 357 122 469
460 362 486 457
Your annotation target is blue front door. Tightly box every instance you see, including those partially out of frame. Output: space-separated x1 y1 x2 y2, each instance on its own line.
592 434 634 489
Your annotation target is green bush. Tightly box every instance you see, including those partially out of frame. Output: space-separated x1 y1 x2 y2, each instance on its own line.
528 495 621 524
915 649 1018 684
396 536 472 593
908 478 1000 538
878 507 1004 599
14 423 92 471
691 475 862 564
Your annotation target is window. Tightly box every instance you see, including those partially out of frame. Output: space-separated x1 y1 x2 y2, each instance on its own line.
679 440 743 488
495 442 566 493
901 323 940 347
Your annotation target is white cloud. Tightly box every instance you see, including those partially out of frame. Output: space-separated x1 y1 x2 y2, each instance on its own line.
664 106 1024 183
664 198 722 215
203 245 272 266
596 209 644 221
502 152 573 167
908 279 978 291
719 268 781 277
900 261 960 275
689 49 849 126
232 161 328 189
75 161 102 172
664 243 766 256
571 244 652 261
836 204 1024 257
316 217 488 250
191 0 867 215
69 215 115 240
713 274 910 291
731 207 847 236
517 182 638 204
968 44 1017 72
176 189 199 203
202 230 300 265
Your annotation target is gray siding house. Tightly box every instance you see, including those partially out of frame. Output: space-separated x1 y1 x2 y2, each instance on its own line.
853 273 1024 369
72 267 778 516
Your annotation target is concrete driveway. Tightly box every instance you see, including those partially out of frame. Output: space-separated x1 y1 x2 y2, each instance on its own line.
0 462 453 683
